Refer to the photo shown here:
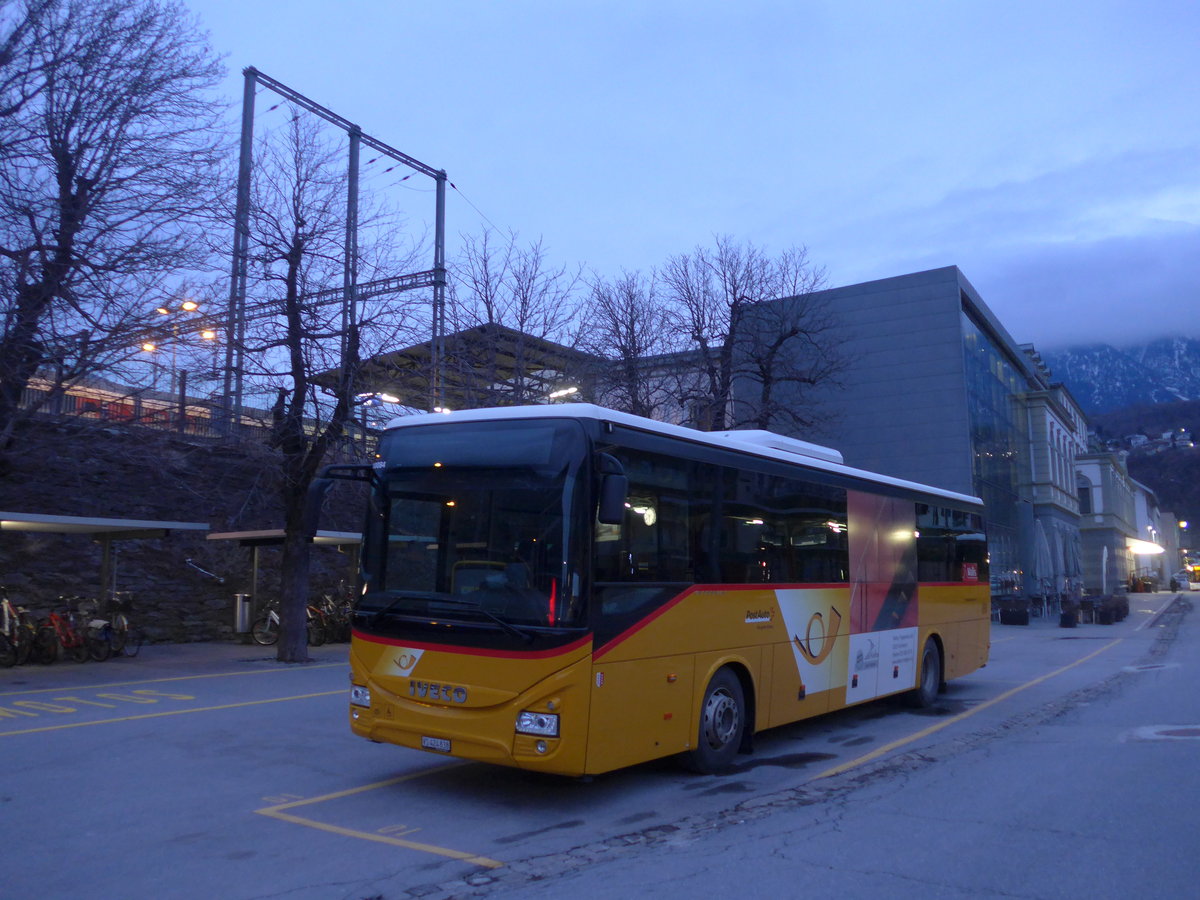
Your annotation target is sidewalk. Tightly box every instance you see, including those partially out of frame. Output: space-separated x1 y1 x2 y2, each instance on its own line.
0 637 350 692
997 589 1182 630
5 592 1183 686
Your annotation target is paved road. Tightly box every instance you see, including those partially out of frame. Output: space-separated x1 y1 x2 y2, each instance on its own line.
481 594 1200 900
0 592 1190 899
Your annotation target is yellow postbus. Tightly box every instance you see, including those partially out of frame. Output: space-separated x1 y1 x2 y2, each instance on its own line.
330 404 989 776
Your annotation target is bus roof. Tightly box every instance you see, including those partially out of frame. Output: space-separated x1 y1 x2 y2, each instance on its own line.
384 404 983 508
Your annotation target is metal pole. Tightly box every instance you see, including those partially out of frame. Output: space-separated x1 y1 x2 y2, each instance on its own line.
223 67 257 434
251 545 260 615
169 321 178 397
432 172 447 410
176 369 188 432
342 126 360 367
98 538 113 604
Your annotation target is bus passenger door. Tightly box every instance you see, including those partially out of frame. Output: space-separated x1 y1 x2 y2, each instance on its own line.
586 653 695 774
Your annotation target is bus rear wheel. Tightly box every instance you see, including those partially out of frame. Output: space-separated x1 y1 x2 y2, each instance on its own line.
685 668 745 774
908 638 942 708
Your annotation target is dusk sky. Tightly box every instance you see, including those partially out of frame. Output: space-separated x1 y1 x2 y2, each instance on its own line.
190 0 1199 351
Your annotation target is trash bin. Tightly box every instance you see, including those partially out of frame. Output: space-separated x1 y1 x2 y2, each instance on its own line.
234 593 253 633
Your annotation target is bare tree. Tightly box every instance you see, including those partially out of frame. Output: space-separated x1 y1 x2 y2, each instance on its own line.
0 0 54 129
732 245 843 432
445 228 585 407
243 112 422 662
580 269 682 419
660 236 840 432
0 0 225 455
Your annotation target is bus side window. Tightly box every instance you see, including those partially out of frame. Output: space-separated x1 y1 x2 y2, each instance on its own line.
594 447 694 584
718 469 847 585
916 504 989 583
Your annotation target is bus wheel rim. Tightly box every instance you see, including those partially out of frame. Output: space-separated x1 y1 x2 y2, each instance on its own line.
703 688 739 748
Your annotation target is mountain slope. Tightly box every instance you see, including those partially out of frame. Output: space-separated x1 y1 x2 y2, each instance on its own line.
1041 337 1200 414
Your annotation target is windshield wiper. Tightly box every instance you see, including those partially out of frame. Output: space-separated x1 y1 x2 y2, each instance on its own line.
361 591 535 644
359 591 425 622
427 595 536 644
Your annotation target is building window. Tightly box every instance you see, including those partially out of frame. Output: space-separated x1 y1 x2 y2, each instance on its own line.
1077 474 1093 515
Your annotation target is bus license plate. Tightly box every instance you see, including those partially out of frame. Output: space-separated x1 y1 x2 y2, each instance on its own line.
421 736 451 753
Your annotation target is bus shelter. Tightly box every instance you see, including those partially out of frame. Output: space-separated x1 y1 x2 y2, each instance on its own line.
0 511 211 597
205 529 361 617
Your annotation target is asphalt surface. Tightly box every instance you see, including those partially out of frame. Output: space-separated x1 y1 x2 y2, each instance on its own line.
0 592 1190 899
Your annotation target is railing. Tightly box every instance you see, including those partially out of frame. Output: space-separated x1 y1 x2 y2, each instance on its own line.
18 376 377 449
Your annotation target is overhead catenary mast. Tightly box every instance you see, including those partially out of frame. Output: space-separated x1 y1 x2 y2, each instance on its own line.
223 67 448 430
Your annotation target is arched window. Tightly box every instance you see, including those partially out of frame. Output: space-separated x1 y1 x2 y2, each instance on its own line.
1077 473 1093 515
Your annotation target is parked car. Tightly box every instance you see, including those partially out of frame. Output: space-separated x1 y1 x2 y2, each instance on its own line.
1170 570 1196 591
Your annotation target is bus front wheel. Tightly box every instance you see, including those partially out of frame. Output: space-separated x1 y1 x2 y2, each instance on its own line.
685 668 745 774
908 638 942 708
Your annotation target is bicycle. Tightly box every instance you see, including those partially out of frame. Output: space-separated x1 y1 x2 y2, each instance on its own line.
34 598 111 663
0 586 38 667
104 592 142 657
306 601 328 646
251 600 326 646
75 594 141 659
317 582 354 642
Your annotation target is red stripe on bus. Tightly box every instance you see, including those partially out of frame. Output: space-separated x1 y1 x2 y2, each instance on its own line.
352 629 592 660
708 582 850 591
592 586 697 661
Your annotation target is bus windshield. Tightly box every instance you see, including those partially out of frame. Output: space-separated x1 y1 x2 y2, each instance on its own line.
359 418 588 634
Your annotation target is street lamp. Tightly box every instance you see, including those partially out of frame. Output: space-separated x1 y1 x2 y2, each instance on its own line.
153 300 208 396
199 328 219 378
140 341 161 391
157 299 198 315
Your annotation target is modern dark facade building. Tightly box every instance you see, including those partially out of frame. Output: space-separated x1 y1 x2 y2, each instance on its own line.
753 266 1088 605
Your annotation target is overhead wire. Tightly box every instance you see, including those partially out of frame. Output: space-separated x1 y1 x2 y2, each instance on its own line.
450 181 503 233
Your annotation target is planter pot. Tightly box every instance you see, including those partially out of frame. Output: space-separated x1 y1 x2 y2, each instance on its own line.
1000 607 1030 626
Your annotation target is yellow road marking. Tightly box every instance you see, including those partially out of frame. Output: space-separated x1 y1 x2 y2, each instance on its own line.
0 662 345 697
815 638 1123 780
255 765 503 869
0 689 344 737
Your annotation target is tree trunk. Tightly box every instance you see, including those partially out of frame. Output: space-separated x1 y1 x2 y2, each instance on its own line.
277 515 311 663
0 282 55 451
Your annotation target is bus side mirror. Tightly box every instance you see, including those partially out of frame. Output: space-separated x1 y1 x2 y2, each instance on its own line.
595 452 627 525
598 474 628 525
304 477 333 540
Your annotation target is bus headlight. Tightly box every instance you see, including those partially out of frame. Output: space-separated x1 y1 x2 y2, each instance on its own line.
515 710 559 737
350 685 371 708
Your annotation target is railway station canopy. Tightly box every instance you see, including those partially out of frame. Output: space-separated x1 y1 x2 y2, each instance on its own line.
341 323 597 411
